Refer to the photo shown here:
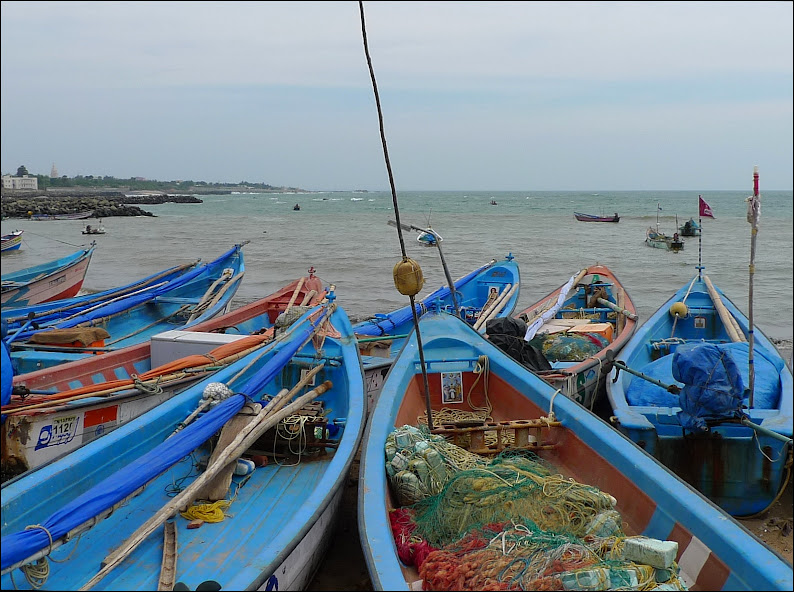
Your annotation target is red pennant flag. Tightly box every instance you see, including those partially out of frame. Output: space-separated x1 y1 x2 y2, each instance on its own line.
699 195 714 218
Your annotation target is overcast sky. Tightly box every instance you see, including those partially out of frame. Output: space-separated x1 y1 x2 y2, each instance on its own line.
1 1 792 191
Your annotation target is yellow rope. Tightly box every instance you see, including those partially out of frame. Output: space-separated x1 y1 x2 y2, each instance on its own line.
180 499 232 523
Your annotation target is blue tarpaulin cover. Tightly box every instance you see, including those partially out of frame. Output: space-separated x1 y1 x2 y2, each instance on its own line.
673 343 746 432
625 342 783 422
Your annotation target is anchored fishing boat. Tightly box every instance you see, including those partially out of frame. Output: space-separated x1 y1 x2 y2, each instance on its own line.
605 272 792 516
503 264 638 410
574 211 620 222
1 243 96 309
607 170 792 516
354 253 520 410
2 269 328 482
1 230 23 252
6 243 247 373
31 210 93 221
82 222 106 235
358 310 793 591
1 295 366 591
678 217 701 236
645 202 683 252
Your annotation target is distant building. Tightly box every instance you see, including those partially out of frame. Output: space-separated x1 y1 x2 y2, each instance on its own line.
50 163 58 178
2 174 38 190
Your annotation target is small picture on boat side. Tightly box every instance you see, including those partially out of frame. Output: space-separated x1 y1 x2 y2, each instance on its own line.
441 371 463 404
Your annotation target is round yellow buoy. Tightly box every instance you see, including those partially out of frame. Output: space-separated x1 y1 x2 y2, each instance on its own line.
669 302 688 318
393 257 424 296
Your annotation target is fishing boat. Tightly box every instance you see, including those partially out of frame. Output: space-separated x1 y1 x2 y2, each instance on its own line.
1 230 24 252
505 264 638 411
574 211 620 222
6 243 247 373
353 254 520 410
2 260 203 331
679 217 701 237
31 210 93 221
82 221 106 235
646 202 684 252
1 243 96 309
0 295 366 591
604 272 792 516
416 230 442 246
358 310 793 591
2 269 328 482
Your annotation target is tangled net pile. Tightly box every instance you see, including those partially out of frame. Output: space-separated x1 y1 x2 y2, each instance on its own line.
386 429 690 591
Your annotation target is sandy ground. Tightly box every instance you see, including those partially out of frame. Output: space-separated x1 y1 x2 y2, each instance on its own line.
308 342 793 589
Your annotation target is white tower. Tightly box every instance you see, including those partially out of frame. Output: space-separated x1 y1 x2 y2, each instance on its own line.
50 163 58 178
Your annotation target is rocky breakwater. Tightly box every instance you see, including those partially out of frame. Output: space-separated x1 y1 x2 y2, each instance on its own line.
0 191 203 219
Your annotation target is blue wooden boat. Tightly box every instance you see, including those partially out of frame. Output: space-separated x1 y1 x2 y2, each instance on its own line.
509 263 638 411
358 310 792 591
1 244 96 309
1 296 366 591
353 254 520 410
679 217 701 237
2 270 328 482
2 259 201 331
1 230 24 252
6 244 247 373
605 272 793 517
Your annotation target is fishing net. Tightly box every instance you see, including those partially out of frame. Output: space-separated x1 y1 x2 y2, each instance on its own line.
384 428 690 591
417 523 689 591
408 449 618 548
533 333 608 362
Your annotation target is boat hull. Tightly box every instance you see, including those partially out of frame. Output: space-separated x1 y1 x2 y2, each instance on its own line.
1 231 24 252
512 264 638 410
3 273 327 482
358 311 793 591
1 246 94 308
8 244 247 373
605 275 793 516
1 301 366 591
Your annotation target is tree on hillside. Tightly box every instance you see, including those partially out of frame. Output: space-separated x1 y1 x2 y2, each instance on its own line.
16 165 29 177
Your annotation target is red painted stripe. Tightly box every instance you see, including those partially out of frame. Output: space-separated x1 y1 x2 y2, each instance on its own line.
83 406 118 428
695 553 730 591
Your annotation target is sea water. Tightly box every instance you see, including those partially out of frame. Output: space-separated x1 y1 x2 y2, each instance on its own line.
2 189 792 344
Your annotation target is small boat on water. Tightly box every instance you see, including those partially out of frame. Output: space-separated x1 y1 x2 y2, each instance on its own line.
489 198 498 205
6 243 247 373
646 227 684 252
574 211 620 222
646 202 684 252
82 221 106 235
605 271 792 516
31 210 93 221
1 243 96 309
679 217 701 236
506 264 638 411
1 230 24 252
416 229 441 246
2 269 328 482
293 203 301 210
353 254 520 410
0 296 366 591
358 310 793 591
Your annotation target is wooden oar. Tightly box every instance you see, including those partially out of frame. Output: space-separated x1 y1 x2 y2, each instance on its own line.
703 275 745 343
596 297 637 321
